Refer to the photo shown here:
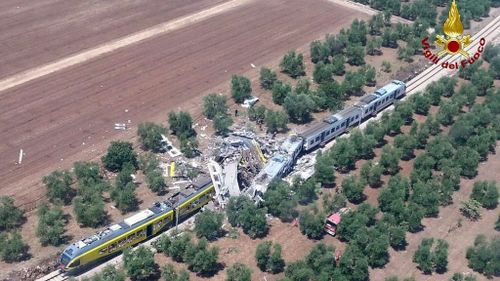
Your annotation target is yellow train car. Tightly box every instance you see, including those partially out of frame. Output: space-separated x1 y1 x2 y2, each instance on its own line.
60 179 214 271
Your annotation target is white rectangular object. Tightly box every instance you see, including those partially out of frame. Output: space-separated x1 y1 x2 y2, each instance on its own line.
124 210 154 226
18 149 23 164
109 224 122 231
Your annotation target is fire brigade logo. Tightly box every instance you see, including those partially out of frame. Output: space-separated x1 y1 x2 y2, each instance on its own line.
421 0 486 69
435 0 471 58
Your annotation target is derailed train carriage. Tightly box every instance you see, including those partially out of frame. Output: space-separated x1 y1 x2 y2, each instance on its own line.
249 80 406 195
59 178 215 271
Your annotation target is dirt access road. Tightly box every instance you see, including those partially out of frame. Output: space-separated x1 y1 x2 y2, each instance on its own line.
0 0 230 79
0 0 365 205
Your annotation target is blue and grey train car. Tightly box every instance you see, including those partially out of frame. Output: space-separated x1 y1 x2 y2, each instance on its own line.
300 115 339 151
300 106 362 152
355 80 406 119
300 80 406 152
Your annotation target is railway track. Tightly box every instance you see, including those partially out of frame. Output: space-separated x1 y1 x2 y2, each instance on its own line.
34 270 67 281
405 15 500 94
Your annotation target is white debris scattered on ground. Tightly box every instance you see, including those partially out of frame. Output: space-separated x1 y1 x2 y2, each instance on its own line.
160 134 182 157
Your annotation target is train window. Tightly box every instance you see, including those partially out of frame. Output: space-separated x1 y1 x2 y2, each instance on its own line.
128 234 135 241
118 238 126 247
61 253 71 265
315 136 320 141
341 122 346 127
356 115 359 119
99 247 108 255
309 140 314 145
72 259 80 267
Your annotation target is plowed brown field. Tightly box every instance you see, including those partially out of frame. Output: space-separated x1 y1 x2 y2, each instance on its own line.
0 0 365 206
0 0 229 78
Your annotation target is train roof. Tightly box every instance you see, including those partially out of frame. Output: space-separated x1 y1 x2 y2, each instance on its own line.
300 116 338 138
374 80 405 97
280 135 303 155
63 179 212 260
333 106 361 119
253 154 289 187
356 93 379 105
262 155 288 179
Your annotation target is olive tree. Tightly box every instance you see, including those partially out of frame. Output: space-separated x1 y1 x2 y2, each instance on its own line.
259 67 278 90
0 232 29 262
36 203 66 246
123 246 158 281
283 93 316 124
137 122 165 152
413 238 434 274
0 196 24 231
203 93 228 120
226 263 252 281
194 210 224 241
280 51 305 78
470 181 499 209
341 175 365 204
314 151 336 186
299 207 325 240
379 145 401 175
265 110 288 133
466 235 500 278
43 170 73 204
226 196 268 238
231 75 252 103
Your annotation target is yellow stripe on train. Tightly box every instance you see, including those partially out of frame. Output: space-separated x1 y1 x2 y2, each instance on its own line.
64 184 215 270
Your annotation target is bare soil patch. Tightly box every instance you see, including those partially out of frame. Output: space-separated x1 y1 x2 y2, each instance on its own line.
0 0 230 79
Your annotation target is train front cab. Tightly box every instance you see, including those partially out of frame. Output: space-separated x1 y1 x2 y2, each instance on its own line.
59 251 74 271
60 210 174 272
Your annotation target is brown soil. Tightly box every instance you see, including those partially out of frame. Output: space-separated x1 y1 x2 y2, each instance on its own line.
0 0 230 79
370 141 500 281
155 219 345 281
0 0 366 208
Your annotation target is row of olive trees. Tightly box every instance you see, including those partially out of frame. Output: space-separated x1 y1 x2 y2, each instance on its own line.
0 196 29 262
153 234 219 277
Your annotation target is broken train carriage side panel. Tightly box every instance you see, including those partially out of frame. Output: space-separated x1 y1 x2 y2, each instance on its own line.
249 135 303 198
